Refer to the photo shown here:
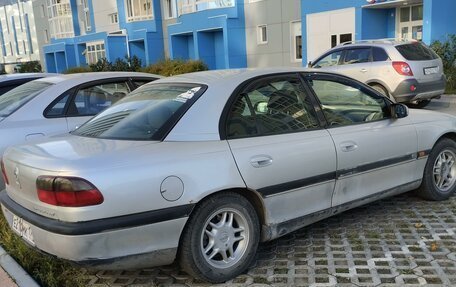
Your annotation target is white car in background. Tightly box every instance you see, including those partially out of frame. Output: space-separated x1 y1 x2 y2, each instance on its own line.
0 72 161 187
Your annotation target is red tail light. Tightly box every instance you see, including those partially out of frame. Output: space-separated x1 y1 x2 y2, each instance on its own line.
36 176 103 207
1 159 8 186
393 61 414 76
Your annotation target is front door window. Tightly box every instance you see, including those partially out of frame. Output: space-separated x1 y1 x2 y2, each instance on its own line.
398 5 423 41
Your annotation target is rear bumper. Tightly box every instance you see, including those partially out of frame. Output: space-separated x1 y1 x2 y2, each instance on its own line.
392 76 446 102
0 191 191 269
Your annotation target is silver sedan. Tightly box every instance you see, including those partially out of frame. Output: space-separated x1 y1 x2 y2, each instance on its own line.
1 68 456 283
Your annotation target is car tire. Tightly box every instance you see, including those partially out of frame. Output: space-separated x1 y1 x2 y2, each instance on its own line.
417 138 456 201
179 192 260 283
370 84 394 102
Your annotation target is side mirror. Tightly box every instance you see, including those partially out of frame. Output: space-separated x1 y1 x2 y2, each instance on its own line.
392 103 409 119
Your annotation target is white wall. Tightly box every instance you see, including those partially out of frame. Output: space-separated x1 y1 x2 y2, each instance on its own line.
306 8 355 61
91 0 119 33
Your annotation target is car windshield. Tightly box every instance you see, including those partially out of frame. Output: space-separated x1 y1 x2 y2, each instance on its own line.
0 81 53 117
395 43 439 61
72 83 204 141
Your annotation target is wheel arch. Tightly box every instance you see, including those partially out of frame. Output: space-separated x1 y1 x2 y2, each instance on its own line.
178 188 268 247
366 80 392 94
435 132 456 146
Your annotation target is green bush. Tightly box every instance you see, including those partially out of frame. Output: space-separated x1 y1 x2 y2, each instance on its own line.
17 61 42 73
431 35 456 93
63 66 92 74
141 59 208 76
64 56 143 74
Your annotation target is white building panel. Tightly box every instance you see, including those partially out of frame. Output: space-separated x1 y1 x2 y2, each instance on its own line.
306 8 355 62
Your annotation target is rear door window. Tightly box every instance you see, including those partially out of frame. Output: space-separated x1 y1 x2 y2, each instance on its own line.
395 43 439 60
68 81 130 116
226 74 320 139
372 47 389 62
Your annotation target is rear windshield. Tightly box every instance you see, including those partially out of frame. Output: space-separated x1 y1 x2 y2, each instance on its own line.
395 43 439 61
72 83 205 141
0 81 53 117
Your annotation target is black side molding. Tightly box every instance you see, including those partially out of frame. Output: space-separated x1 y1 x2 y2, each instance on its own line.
0 191 194 236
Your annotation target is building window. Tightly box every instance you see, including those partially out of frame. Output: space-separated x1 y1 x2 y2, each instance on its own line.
47 0 74 39
398 5 423 41
291 21 302 62
86 41 106 64
44 29 50 43
125 0 154 22
81 0 91 32
109 12 118 24
257 25 267 44
164 0 176 19
41 4 46 17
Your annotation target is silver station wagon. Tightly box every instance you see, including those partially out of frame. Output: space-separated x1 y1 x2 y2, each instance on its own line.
1 68 456 283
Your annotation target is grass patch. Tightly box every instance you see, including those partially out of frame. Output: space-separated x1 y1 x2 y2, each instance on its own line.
0 213 86 287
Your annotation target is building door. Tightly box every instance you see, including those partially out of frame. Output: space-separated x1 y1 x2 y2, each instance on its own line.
397 5 423 41
306 8 355 62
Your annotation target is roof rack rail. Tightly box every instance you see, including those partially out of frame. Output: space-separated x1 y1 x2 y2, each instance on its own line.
339 38 417 46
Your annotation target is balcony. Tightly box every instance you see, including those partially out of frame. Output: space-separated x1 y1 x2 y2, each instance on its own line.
177 0 235 16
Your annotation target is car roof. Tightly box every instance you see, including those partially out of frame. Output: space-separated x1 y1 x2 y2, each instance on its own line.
0 73 57 82
154 67 317 86
337 39 417 48
32 71 162 85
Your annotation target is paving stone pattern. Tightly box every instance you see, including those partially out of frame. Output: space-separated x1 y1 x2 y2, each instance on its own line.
82 193 456 286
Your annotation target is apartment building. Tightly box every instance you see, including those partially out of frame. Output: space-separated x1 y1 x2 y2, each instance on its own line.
0 0 40 73
41 0 164 73
302 0 456 63
38 0 303 71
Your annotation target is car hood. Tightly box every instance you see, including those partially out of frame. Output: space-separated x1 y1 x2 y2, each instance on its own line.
3 135 159 172
407 108 456 124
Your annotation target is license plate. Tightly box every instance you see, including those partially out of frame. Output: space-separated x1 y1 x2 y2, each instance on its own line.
424 66 439 75
12 214 35 245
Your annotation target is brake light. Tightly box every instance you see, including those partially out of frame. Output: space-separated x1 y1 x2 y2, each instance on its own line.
1 159 8 186
393 61 414 76
36 176 103 207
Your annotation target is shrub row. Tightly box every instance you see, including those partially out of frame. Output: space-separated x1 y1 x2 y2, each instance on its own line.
64 57 208 77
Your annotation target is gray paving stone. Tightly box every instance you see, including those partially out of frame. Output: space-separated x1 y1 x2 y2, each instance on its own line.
80 193 456 286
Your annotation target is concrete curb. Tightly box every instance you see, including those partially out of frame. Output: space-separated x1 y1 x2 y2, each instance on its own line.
0 245 39 287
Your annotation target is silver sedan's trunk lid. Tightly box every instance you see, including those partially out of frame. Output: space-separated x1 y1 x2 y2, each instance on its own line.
2 135 157 219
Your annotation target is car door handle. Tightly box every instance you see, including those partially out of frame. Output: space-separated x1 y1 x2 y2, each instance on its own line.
250 156 273 168
360 69 368 73
340 142 358 152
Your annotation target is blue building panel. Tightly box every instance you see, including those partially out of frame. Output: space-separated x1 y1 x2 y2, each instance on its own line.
167 0 247 69
106 36 129 61
422 0 456 44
